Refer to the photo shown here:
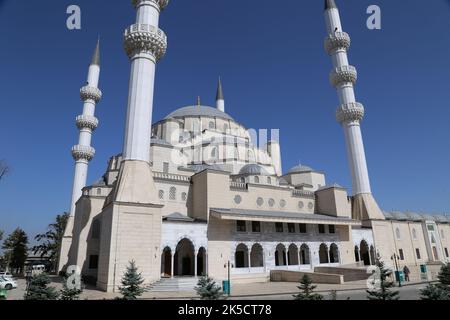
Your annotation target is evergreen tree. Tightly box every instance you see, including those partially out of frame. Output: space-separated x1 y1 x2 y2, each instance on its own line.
2 228 28 274
420 263 450 300
60 272 83 300
24 273 59 300
119 260 145 300
195 276 224 300
293 274 323 300
33 213 69 272
366 258 399 301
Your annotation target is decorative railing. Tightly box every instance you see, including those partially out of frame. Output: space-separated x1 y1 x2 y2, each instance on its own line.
230 181 248 190
153 172 191 182
292 189 315 198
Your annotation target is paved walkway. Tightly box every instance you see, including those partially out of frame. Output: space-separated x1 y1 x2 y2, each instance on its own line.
5 277 430 300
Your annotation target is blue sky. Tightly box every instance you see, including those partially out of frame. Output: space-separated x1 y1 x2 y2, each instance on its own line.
0 0 450 242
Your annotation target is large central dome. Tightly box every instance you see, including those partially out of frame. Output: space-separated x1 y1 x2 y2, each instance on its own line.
164 105 234 121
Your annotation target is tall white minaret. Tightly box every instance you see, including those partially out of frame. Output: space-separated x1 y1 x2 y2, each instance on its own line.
216 77 225 112
324 0 384 221
59 41 102 272
70 40 102 215
113 0 168 203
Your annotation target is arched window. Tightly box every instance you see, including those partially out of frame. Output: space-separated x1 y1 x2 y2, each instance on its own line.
181 192 187 201
254 176 260 184
267 177 272 185
224 124 229 132
209 121 215 129
275 244 287 266
412 228 417 240
158 190 164 200
288 244 299 266
211 147 217 159
240 177 245 183
395 228 401 240
169 187 176 200
96 188 101 196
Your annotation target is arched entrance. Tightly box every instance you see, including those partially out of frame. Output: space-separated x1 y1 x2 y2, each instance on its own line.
300 244 310 265
250 244 264 267
275 244 287 266
161 247 172 277
360 240 371 266
329 244 340 263
174 238 195 276
197 247 207 276
288 244 299 265
235 244 249 268
319 243 329 264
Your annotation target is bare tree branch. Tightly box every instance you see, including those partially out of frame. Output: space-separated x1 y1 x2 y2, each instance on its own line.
0 160 9 181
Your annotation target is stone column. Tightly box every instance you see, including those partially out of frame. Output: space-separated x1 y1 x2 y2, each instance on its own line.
171 252 174 278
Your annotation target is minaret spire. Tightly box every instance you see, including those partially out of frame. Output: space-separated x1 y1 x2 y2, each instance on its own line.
91 38 100 66
323 0 384 221
216 77 225 112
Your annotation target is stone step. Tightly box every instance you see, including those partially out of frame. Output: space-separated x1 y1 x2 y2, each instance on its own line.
148 277 199 292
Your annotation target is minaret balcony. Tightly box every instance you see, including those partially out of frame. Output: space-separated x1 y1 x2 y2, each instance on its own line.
76 115 99 131
329 65 357 87
80 86 102 103
324 32 351 54
336 102 365 123
132 0 169 11
72 145 95 162
124 24 167 60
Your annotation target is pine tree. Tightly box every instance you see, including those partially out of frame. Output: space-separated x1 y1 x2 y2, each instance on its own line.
195 276 224 300
366 258 399 301
293 274 323 300
2 228 28 274
24 273 59 300
118 260 145 300
420 263 450 300
60 272 83 300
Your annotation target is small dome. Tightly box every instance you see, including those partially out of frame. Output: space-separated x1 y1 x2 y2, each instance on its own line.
239 164 269 176
164 105 234 121
288 164 314 174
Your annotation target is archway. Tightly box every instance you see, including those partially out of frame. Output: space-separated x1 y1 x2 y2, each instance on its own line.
250 244 264 267
300 244 310 265
360 240 370 266
354 246 360 262
275 244 287 266
174 238 195 276
161 247 172 277
329 244 340 263
197 247 207 276
288 244 299 265
235 244 249 268
319 243 329 264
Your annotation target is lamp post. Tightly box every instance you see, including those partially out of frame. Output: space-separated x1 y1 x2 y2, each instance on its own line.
224 261 233 296
391 254 402 287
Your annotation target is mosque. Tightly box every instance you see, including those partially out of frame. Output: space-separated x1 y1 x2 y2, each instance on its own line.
59 0 450 292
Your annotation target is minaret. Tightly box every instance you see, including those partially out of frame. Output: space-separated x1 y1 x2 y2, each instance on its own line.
112 0 168 203
59 41 102 272
70 40 102 215
95 0 168 292
216 77 225 112
324 0 384 221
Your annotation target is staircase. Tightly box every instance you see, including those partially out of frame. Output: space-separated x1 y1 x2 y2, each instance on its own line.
314 266 371 282
147 277 198 292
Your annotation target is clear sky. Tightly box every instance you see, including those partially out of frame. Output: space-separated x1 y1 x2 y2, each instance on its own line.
0 0 450 242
